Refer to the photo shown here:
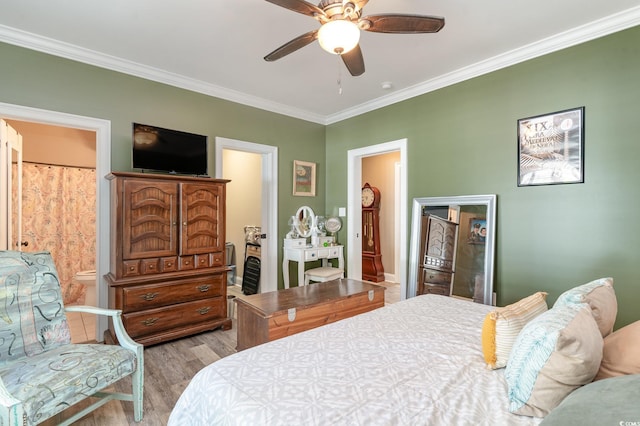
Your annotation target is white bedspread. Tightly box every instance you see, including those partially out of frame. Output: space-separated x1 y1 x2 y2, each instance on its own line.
169 294 542 425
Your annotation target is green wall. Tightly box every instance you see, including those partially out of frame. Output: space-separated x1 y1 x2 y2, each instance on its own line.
326 26 640 328
0 41 325 287
2 24 639 327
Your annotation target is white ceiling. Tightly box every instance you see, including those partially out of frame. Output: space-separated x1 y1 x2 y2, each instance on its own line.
1 0 639 124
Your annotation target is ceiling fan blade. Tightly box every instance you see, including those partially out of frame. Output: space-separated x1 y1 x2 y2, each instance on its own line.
361 14 445 34
352 0 370 12
264 30 319 61
265 0 326 19
341 44 365 77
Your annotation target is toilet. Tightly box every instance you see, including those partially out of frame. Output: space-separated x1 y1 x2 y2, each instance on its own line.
73 270 97 306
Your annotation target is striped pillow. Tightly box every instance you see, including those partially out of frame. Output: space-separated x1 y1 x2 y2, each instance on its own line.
481 292 548 369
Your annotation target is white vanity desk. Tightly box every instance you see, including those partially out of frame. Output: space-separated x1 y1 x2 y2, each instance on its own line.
282 244 344 289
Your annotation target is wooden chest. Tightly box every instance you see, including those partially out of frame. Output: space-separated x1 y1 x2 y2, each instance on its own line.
235 279 385 351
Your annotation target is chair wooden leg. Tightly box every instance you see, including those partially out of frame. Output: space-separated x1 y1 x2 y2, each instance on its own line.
132 356 144 422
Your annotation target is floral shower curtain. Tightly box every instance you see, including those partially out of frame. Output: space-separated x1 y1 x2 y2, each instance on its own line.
17 162 96 304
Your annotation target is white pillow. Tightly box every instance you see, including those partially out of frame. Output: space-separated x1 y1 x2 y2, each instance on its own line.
553 277 616 337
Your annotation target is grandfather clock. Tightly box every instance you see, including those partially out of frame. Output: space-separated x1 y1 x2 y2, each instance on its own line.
361 183 385 282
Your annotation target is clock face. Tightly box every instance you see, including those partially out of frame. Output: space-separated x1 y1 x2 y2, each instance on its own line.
362 187 375 207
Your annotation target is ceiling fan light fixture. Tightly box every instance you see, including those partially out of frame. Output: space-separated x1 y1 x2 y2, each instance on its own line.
318 20 360 55
134 127 158 146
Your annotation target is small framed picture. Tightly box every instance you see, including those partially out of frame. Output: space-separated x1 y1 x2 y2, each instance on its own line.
517 107 584 186
467 218 487 245
293 160 316 197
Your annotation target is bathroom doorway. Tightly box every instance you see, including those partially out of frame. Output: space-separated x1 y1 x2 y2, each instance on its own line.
0 101 111 341
5 119 97 306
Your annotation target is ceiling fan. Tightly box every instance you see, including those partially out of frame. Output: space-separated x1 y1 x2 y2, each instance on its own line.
264 0 445 77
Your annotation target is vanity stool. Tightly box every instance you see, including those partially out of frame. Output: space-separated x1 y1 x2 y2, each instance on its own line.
304 267 344 285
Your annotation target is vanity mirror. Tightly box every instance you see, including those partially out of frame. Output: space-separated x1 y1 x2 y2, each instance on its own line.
294 205 315 238
407 195 496 305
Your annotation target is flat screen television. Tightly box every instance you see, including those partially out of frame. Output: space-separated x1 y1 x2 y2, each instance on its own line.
132 123 208 175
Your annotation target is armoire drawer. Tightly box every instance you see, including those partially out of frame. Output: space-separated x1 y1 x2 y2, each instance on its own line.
422 283 450 296
421 268 452 286
121 275 225 312
122 257 179 277
123 297 225 338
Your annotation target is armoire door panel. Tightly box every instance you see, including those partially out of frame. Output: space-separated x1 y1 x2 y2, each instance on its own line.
122 180 178 260
180 182 224 255
423 215 457 272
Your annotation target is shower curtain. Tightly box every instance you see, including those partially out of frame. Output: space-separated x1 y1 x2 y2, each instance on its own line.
18 162 96 304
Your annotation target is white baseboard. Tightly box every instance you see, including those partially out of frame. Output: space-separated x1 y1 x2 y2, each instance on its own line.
384 272 398 283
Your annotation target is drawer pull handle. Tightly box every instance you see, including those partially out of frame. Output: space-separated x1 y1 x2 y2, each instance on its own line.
184 260 191 265
142 318 158 326
148 265 154 269
197 284 211 292
129 266 135 271
166 262 173 267
197 307 211 315
140 292 159 301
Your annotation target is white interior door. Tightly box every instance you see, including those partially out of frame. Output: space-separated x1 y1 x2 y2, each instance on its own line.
0 119 23 251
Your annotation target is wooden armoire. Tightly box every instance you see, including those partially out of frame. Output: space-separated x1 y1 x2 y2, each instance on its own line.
105 172 231 346
417 215 458 296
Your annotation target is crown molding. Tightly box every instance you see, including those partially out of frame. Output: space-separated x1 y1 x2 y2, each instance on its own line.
2 6 639 127
0 24 326 125
325 6 640 124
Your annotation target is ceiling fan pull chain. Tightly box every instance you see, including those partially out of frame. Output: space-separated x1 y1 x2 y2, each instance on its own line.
337 55 343 95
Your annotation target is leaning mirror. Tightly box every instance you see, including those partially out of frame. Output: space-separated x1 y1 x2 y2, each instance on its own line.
407 195 496 305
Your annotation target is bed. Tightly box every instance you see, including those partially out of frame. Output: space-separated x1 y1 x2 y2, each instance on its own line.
168 294 542 425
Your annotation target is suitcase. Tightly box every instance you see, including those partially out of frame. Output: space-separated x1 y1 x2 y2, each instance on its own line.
242 255 261 295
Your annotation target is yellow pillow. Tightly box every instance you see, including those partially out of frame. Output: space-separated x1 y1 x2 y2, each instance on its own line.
481 291 548 369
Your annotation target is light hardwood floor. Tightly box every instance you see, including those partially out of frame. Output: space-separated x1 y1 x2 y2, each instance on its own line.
48 281 399 425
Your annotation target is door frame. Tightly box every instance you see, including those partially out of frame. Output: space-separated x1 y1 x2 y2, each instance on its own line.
0 101 110 340
347 138 408 299
0 119 23 251
215 137 278 293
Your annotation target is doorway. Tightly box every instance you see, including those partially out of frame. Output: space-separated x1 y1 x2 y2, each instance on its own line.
215 137 278 293
347 139 408 299
362 152 401 283
4 119 97 306
0 101 111 340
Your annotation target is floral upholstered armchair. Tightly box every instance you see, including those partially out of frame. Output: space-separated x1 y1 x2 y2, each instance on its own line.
0 251 143 425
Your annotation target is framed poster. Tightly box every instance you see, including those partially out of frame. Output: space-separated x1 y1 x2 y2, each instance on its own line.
293 160 316 196
517 107 584 186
